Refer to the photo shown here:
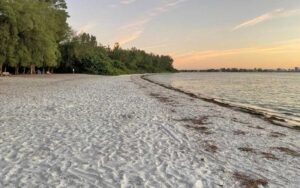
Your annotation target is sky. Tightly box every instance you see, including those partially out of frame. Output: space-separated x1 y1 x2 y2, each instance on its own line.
65 0 300 69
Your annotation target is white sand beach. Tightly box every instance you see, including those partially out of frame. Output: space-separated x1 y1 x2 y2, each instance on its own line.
0 74 299 187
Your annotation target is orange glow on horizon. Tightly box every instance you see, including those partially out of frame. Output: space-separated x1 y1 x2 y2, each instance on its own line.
172 39 300 69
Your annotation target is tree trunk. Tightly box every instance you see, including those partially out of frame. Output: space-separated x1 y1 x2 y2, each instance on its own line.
23 67 26 74
30 64 35 74
0 64 2 75
42 67 45 74
49 68 51 74
15 65 19 75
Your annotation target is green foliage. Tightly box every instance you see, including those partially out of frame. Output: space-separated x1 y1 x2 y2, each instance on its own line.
57 34 176 75
0 0 69 73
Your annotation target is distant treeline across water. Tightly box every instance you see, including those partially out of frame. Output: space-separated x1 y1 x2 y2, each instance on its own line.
181 67 300 73
0 0 175 75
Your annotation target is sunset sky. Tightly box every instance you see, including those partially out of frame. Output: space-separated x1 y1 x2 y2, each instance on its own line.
66 0 300 69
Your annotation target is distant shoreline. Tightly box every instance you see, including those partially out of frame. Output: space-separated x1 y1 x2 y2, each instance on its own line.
178 68 300 73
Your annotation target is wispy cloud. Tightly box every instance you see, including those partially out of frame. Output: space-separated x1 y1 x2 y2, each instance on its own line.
149 0 187 17
143 40 170 51
233 9 300 31
174 39 300 63
118 30 143 45
115 0 188 45
120 0 137 5
115 19 148 45
110 0 137 8
76 22 97 35
118 18 150 31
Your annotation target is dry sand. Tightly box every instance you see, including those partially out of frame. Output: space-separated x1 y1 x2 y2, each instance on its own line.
0 74 299 187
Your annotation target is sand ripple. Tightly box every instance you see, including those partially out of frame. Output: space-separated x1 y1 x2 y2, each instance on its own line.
0 74 299 187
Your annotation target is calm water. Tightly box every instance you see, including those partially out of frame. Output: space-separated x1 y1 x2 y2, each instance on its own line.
149 73 300 126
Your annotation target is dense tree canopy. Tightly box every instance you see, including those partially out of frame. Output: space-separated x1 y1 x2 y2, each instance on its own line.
0 0 175 75
57 33 175 75
0 0 69 74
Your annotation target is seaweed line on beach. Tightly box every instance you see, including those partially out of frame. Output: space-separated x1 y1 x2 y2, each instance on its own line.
141 74 300 131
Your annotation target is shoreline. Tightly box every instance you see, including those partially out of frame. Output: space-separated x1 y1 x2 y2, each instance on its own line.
142 74 300 131
0 74 299 187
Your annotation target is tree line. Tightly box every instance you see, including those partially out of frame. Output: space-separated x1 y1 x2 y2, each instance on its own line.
0 0 175 75
57 33 175 75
